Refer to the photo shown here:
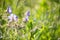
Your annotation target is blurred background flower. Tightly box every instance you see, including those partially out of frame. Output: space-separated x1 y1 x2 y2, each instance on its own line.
25 9 30 16
23 10 30 22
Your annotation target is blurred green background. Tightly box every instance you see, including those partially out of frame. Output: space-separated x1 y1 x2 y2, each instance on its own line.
0 0 60 40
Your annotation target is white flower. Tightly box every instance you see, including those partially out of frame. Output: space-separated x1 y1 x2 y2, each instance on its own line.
8 14 18 22
8 15 12 22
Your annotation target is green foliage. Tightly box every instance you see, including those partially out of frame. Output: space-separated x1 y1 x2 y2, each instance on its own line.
0 0 60 40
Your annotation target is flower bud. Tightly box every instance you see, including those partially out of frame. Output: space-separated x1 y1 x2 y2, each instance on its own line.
7 6 12 14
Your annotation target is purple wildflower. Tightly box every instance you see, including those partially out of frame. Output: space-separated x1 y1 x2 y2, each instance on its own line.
23 9 30 22
25 16 29 21
7 6 12 14
25 10 30 16
27 10 30 16
23 16 29 22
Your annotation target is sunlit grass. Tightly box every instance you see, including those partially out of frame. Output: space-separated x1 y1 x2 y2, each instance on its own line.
0 0 60 40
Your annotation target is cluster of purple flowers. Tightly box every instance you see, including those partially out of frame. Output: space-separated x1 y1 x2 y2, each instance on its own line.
7 6 30 22
23 10 30 22
7 6 18 22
